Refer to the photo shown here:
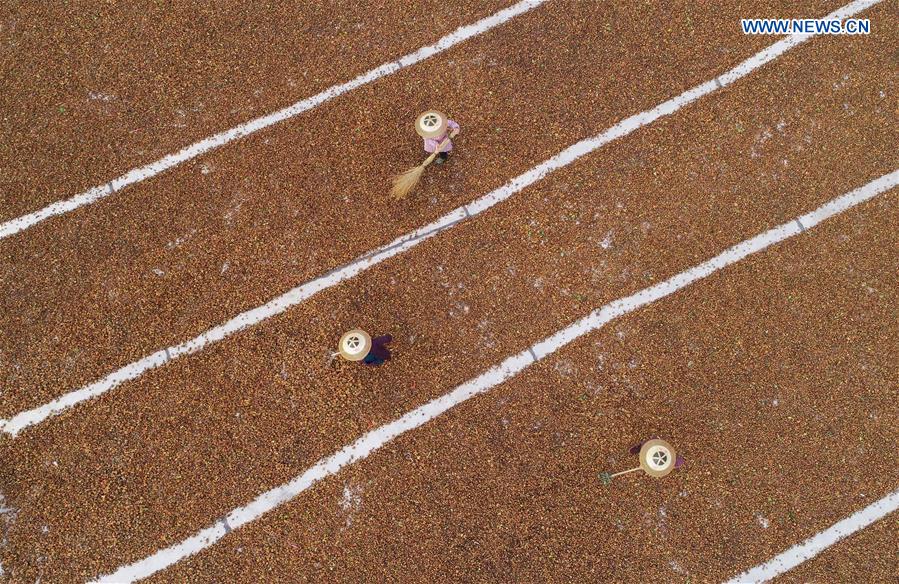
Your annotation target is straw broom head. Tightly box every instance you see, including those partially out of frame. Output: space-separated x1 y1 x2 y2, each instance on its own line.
390 133 454 199
390 162 428 199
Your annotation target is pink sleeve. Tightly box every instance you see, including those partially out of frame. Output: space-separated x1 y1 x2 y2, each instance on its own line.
448 119 460 131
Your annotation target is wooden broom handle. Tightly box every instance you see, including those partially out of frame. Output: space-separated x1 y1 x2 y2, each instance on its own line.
609 466 642 478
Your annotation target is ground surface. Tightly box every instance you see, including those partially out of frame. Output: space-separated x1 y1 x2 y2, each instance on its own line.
0 1 896 582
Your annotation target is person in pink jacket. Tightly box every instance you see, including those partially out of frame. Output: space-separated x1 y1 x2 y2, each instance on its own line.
415 110 460 164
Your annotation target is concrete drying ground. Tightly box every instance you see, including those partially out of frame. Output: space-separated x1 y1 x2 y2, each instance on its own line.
1 1 896 582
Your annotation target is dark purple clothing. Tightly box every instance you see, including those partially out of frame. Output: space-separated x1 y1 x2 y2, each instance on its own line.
363 335 393 366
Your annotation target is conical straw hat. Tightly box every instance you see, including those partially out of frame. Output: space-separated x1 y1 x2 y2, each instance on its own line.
639 439 677 478
415 110 448 138
338 329 372 361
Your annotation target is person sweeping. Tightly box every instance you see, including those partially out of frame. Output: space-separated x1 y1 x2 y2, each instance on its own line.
336 329 394 366
390 110 460 199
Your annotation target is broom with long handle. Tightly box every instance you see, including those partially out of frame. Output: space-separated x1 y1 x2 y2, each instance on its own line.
390 129 459 199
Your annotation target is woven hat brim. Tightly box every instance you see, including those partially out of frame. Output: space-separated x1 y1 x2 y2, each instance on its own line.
338 329 372 361
639 439 677 478
415 110 448 138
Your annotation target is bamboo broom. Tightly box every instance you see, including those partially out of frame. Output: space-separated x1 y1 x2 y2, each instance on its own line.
390 130 458 199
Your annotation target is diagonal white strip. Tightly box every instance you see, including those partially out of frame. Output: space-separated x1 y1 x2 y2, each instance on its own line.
0 0 547 241
725 488 899 583
0 0 882 437
93 170 899 583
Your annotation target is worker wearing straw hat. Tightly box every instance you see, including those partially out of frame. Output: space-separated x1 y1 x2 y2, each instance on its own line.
416 110 460 164
337 329 393 366
598 438 685 485
390 111 461 199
